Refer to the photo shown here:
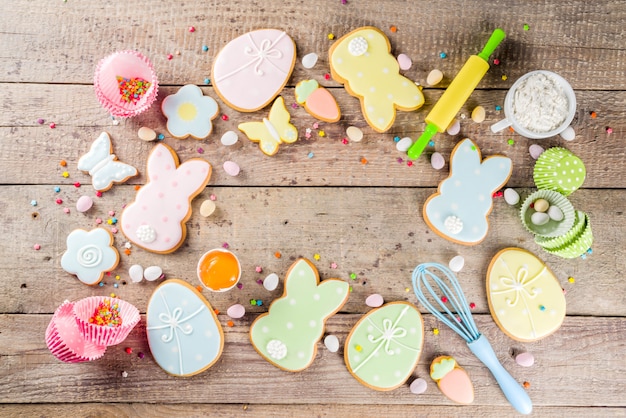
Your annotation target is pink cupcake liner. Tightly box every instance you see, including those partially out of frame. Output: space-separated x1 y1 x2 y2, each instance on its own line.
73 296 140 346
45 301 107 363
94 50 158 118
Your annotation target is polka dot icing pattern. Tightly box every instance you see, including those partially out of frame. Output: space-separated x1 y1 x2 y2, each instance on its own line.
121 143 211 254
60 228 119 286
161 84 219 139
146 279 224 377
423 138 512 245
329 27 424 133
212 29 296 112
77 132 138 192
249 258 350 372
486 248 566 342
344 302 424 391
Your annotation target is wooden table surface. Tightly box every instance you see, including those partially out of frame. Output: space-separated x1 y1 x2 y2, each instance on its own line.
1 0 625 417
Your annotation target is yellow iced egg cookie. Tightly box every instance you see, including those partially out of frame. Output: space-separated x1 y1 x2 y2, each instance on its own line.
487 248 566 342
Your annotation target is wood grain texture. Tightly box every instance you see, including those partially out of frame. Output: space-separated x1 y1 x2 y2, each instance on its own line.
1 0 625 415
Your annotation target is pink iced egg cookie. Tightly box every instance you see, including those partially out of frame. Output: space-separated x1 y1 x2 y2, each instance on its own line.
212 29 296 112
295 79 341 123
430 356 474 404
94 50 158 118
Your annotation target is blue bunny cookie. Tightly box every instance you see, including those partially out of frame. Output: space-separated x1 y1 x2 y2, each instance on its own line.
250 258 350 372
423 138 512 245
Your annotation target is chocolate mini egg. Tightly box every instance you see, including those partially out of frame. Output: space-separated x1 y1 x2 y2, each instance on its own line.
487 248 566 341
345 302 424 391
146 279 224 376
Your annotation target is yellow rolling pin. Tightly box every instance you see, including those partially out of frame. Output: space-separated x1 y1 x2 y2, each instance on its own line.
407 28 506 160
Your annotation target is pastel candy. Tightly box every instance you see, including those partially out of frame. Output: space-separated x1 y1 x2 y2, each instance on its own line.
423 138 512 245
324 335 340 353
487 248 566 341
302 52 318 69
129 264 144 283
345 302 424 391
212 29 296 112
144 265 163 281
395 137 413 152
146 279 224 376
227 304 246 319
250 259 349 372
76 195 93 213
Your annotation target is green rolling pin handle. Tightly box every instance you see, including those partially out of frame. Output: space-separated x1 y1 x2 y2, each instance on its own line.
477 28 506 62
407 123 438 160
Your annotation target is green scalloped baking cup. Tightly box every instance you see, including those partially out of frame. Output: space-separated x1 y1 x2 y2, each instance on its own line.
535 210 588 250
520 190 575 238
544 216 593 259
533 147 586 196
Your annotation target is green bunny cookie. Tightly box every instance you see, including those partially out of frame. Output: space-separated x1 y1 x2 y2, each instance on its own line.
250 258 350 371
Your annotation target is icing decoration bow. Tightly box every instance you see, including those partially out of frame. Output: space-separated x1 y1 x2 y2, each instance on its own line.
494 266 544 308
153 307 198 343
367 317 408 355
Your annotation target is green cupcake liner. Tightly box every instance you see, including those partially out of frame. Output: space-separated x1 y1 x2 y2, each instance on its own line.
520 190 575 238
535 210 588 250
544 216 593 259
533 147 586 196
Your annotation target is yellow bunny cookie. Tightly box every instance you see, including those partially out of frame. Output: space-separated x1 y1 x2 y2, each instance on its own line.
329 27 424 132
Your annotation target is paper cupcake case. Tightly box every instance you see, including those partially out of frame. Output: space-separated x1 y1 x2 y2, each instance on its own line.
544 219 593 259
533 147 586 196
535 210 588 250
94 50 159 118
520 189 575 238
45 301 107 363
73 296 140 347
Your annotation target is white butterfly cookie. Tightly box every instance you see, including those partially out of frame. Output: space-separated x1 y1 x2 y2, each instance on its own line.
77 132 138 191
238 96 298 156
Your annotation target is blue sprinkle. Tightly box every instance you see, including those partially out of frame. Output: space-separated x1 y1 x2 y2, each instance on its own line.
113 283 119 288
30 200 38 206
439 52 447 59
393 136 401 142
587 248 593 254
111 217 118 224
157 134 165 140
307 152 314 159
495 105 502 111
99 282 104 287
202 45 209 52
257 300 263 306
204 78 210 85
54 186 61 193
428 140 435 147
539 305 546 311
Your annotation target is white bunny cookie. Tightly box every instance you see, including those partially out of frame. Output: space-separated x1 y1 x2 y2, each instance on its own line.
423 138 512 245
250 258 350 372
329 27 424 132
120 143 211 254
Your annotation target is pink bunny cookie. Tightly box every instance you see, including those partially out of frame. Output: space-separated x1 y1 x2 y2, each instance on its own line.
121 143 211 253
423 138 512 245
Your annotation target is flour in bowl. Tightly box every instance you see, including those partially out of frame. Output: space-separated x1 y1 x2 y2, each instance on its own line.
512 72 569 133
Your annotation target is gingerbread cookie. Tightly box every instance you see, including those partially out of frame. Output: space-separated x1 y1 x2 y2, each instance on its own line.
249 258 349 372
238 96 298 156
423 138 512 245
295 79 341 123
77 132 138 192
212 29 296 112
430 356 474 404
146 279 224 376
344 302 424 391
487 248 566 342
161 84 219 139
60 228 119 285
329 26 424 132
120 143 211 253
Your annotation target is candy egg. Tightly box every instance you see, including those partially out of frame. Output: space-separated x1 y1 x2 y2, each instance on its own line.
302 52 318 69
533 198 550 212
560 126 575 141
227 303 246 319
548 205 564 221
504 188 520 205
129 264 144 283
144 265 163 281
200 200 216 217
197 248 241 292
396 137 413 152
346 126 364 142
471 106 486 123
76 195 93 213
431 152 445 170
446 119 460 135
427 69 443 86
515 352 535 367
138 126 157 142
397 53 412 70
410 378 428 394
529 144 545 160
223 161 241 177
365 293 384 308
263 273 279 291
531 211 550 226
220 130 239 146
324 335 340 353
449 255 465 272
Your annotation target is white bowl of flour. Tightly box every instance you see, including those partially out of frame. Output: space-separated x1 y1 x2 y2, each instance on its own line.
491 70 576 139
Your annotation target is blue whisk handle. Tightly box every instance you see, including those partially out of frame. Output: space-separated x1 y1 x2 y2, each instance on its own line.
467 335 533 415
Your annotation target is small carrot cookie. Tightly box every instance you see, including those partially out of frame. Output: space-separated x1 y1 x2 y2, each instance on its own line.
487 248 566 342
329 26 424 132
146 279 224 376
430 356 474 404
249 258 349 372
212 29 296 112
423 138 512 245
295 79 341 123
77 132 138 192
120 143 211 254
238 96 298 156
60 228 120 285
161 84 219 139
344 302 424 391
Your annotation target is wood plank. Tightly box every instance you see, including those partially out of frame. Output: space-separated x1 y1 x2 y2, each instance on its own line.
0 84 623 188
1 186 622 316
1 403 624 418
0 0 624 89
0 313 624 407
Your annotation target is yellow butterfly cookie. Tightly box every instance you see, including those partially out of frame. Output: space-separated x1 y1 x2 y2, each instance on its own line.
238 96 298 156
329 27 424 133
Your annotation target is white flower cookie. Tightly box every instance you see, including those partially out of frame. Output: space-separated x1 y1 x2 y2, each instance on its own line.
161 84 219 139
60 228 119 285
